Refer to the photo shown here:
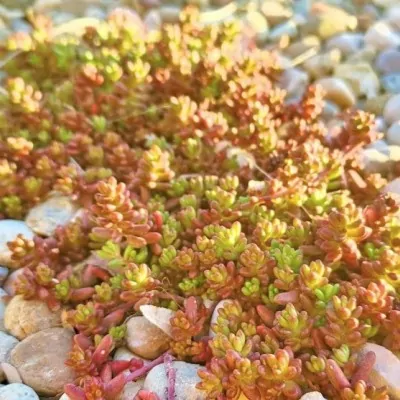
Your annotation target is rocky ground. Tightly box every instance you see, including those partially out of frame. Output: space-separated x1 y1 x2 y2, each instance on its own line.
1 0 400 172
1 0 400 399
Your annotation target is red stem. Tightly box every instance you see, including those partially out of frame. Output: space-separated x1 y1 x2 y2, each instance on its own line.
351 351 376 385
326 359 351 391
125 352 168 383
165 353 176 400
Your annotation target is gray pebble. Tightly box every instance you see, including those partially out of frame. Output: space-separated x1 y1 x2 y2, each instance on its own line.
382 74 400 94
143 361 206 400
0 383 39 400
0 267 8 286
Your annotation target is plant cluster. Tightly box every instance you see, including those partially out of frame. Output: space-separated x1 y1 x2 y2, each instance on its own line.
1 6 399 400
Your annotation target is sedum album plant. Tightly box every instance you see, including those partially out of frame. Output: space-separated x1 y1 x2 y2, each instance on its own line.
1 6 398 400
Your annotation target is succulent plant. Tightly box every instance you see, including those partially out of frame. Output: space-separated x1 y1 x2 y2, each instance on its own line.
1 6 397 400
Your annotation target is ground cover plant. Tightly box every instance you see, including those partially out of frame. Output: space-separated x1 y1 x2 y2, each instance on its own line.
0 6 399 400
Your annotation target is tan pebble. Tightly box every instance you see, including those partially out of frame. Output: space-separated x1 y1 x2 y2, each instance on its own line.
126 316 170 360
260 0 292 25
10 327 75 396
159 5 180 22
347 47 377 64
140 304 175 337
120 380 145 400
26 196 79 237
315 77 356 109
4 296 62 340
0 220 34 268
303 49 342 79
334 62 380 98
285 35 321 58
314 5 358 39
242 11 269 44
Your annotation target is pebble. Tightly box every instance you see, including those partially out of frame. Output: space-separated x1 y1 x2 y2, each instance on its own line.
375 117 388 133
334 62 380 98
367 140 390 156
143 9 162 31
159 5 181 23
4 295 62 340
25 196 79 237
303 50 342 80
285 35 321 59
3 269 24 296
375 50 400 74
0 6 24 20
315 77 356 109
364 94 391 115
314 5 357 39
384 177 400 194
383 94 400 125
120 380 145 400
387 122 400 146
140 305 175 337
0 331 19 381
279 68 309 98
185 0 209 7
364 21 400 51
260 1 292 25
268 19 297 42
326 33 364 57
113 347 151 367
357 343 400 399
300 393 327 400
0 220 34 268
0 383 39 400
1 362 22 383
209 299 233 337
10 19 31 33
362 148 391 174
373 0 400 8
386 5 400 30
382 74 400 94
347 47 377 64
0 288 6 331
10 328 75 396
48 11 75 25
242 11 269 44
84 6 106 19
0 267 8 286
143 361 206 400
357 5 380 31
126 316 170 360
321 101 340 121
